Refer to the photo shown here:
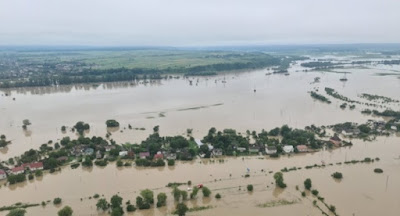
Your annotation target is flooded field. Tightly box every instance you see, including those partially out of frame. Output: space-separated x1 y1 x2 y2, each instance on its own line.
1 57 400 158
1 55 400 215
0 136 399 216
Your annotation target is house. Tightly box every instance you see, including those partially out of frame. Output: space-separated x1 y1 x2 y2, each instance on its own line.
154 152 164 160
342 129 353 136
249 146 260 154
104 145 116 152
0 169 7 180
127 151 135 158
57 156 68 162
342 128 361 136
119 151 128 157
10 166 25 175
71 146 83 156
283 145 294 153
139 152 150 159
194 139 203 147
296 145 309 153
236 147 246 152
179 150 193 160
211 148 223 157
83 148 94 156
96 151 103 159
26 162 44 171
165 152 177 160
329 136 342 147
265 146 277 155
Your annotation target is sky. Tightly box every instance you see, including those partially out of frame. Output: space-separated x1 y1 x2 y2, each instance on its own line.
0 0 399 46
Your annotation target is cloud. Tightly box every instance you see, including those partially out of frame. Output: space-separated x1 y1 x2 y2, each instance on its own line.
0 0 399 46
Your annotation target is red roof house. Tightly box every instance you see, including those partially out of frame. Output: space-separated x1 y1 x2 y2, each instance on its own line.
27 162 44 171
296 145 309 153
154 153 164 160
11 166 25 175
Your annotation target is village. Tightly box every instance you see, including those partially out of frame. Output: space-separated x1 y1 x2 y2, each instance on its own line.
1 117 397 184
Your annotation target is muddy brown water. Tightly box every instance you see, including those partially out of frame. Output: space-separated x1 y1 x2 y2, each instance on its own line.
0 136 399 216
0 56 400 215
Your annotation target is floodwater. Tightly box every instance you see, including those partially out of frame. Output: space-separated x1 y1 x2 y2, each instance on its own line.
1 57 400 158
0 136 399 216
1 55 400 215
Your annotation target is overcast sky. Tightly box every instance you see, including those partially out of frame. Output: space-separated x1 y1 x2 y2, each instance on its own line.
0 0 399 46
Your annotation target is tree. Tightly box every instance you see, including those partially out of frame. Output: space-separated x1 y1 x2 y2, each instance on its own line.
74 121 90 135
215 193 221 199
247 184 253 192
58 206 73 216
53 197 62 205
181 190 188 201
111 207 123 216
273 172 287 188
0 134 5 140
172 187 182 201
190 186 199 199
140 189 154 204
23 119 31 126
304 178 312 190
202 186 211 197
156 192 167 207
110 195 123 209
136 196 150 210
96 198 109 211
6 209 26 216
175 203 188 216
116 160 123 167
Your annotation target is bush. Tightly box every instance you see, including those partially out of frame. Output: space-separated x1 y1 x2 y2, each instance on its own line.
93 194 100 199
53 198 62 205
6 208 26 216
329 205 336 213
28 174 34 180
374 168 383 173
106 120 120 127
331 172 343 179
167 159 175 166
96 198 109 211
311 189 319 196
202 186 211 197
301 191 306 197
156 193 167 207
7 174 26 185
215 193 222 199
247 184 254 192
126 204 136 212
57 206 73 216
116 160 123 167
175 203 188 216
35 170 43 177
